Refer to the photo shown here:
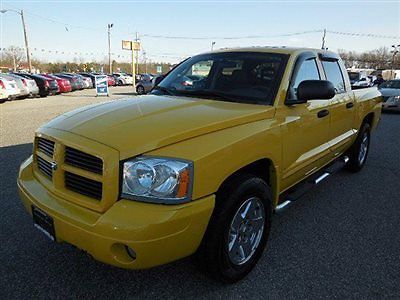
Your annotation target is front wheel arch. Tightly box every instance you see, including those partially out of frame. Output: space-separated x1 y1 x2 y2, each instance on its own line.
216 158 278 206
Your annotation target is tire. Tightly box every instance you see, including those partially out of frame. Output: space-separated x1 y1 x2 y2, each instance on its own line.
136 85 145 95
346 122 371 172
118 80 124 86
195 174 273 283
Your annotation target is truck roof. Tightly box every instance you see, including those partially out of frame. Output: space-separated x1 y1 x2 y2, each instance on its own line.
206 46 337 56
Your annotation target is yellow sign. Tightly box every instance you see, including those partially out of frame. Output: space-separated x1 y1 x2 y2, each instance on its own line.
132 41 141 51
122 40 141 51
122 40 132 50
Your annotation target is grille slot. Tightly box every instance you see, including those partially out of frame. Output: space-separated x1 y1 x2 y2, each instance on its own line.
65 147 103 174
65 171 102 200
37 138 55 157
37 156 53 178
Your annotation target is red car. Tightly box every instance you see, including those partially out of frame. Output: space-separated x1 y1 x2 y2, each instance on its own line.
41 74 72 93
107 75 116 86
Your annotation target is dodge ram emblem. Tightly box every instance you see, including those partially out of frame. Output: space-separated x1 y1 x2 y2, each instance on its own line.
51 162 58 171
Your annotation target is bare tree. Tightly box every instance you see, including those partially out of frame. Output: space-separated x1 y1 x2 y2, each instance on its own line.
3 46 25 71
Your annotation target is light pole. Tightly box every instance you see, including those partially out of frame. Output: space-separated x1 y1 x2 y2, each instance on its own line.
211 41 216 51
1 9 32 72
108 23 113 73
390 44 400 79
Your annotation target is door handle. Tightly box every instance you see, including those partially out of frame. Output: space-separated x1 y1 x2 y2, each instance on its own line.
317 109 329 118
346 102 354 109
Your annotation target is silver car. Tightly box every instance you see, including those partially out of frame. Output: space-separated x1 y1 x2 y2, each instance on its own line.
8 73 40 97
378 79 400 112
136 74 155 94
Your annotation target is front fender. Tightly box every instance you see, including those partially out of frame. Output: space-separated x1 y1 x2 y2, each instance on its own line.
146 119 282 203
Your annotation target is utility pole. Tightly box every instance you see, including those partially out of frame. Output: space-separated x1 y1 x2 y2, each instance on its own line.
108 23 113 73
20 10 32 72
390 44 400 79
135 32 140 74
143 50 147 73
321 29 327 50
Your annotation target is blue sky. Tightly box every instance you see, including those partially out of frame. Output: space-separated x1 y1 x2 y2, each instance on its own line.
1 0 399 64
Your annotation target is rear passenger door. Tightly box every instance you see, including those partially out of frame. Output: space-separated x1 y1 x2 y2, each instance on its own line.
319 53 356 157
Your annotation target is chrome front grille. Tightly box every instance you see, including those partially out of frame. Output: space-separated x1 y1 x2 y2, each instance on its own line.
36 155 53 179
65 171 103 200
37 137 55 157
65 146 103 174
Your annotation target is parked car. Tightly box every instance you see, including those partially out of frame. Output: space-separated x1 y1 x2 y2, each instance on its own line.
107 75 116 86
78 73 96 88
112 73 133 85
0 77 19 102
9 73 40 97
136 78 154 95
41 74 72 93
14 73 59 97
0 73 30 99
54 74 84 90
378 79 400 112
18 47 382 283
63 73 91 89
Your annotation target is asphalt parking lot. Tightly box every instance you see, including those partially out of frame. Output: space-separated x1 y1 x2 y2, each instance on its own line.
0 93 399 298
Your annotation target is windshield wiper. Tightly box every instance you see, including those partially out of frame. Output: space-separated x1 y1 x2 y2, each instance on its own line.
153 85 174 96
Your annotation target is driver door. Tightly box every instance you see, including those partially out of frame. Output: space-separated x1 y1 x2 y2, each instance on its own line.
278 53 332 191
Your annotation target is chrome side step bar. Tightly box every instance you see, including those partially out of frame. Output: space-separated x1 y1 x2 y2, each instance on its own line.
275 155 349 213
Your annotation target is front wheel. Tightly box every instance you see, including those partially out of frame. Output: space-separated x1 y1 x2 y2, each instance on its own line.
195 174 272 283
346 123 371 172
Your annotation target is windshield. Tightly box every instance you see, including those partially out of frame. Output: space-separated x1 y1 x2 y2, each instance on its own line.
348 72 360 81
379 80 400 89
152 52 288 104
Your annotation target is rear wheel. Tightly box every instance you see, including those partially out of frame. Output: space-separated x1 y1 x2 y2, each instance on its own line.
195 174 272 283
136 85 145 95
346 123 371 172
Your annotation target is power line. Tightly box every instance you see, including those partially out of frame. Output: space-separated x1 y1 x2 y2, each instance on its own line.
4 4 400 41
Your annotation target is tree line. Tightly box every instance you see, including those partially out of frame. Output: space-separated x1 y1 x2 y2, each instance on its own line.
1 45 399 74
0 46 174 74
338 47 399 70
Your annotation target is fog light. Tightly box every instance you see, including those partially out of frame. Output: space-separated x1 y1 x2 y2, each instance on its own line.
125 246 137 260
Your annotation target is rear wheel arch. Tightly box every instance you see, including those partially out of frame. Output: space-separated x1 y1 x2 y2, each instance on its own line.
362 112 375 128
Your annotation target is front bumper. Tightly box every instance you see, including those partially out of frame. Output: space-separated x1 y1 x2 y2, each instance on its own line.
18 156 215 269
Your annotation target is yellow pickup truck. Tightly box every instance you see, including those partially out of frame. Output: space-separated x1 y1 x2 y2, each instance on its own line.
18 47 381 282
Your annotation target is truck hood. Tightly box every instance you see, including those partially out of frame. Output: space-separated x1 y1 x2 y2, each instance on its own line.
43 95 275 159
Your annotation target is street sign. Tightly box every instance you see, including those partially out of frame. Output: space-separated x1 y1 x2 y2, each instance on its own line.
122 40 141 51
156 65 162 74
122 40 132 50
95 75 109 96
132 41 141 51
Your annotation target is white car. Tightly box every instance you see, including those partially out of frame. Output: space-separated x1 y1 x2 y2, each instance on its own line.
10 73 39 97
378 79 400 112
352 76 372 88
0 77 20 102
112 73 133 85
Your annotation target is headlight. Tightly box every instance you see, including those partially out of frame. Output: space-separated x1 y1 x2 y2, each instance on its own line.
122 156 193 204
388 95 400 104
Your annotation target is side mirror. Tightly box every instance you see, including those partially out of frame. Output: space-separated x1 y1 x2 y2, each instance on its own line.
154 75 165 86
297 80 335 102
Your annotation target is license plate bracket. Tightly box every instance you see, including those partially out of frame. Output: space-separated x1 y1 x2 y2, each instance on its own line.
32 206 56 241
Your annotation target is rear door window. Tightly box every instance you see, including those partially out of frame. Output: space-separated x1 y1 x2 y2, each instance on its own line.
321 61 346 93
